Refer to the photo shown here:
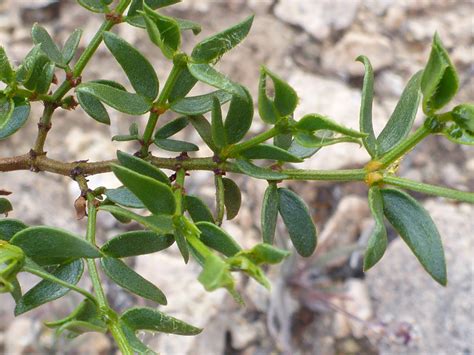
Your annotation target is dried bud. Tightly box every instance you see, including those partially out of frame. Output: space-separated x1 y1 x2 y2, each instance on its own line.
74 195 87 220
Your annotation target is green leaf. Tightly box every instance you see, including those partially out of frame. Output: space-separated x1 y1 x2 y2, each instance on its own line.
191 15 254 63
77 89 110 125
99 205 174 235
278 188 317 257
35 62 55 94
274 132 293 150
176 18 201 35
196 221 241 257
142 3 181 59
155 116 188 139
227 253 270 289
170 90 232 115
261 183 279 244
168 67 197 102
222 178 241 220
10 227 101 265
22 53 50 91
0 198 12 215
0 97 30 140
258 66 298 124
377 71 423 155
0 219 28 241
363 186 388 271
112 164 176 215
188 115 218 152
239 243 290 265
15 45 42 84
239 143 303 163
128 0 181 17
32 24 65 64
101 231 174 258
295 114 366 138
105 187 145 209
101 257 167 304
62 29 83 64
356 55 378 157
295 131 362 148
235 159 289 180
154 138 199 152
173 224 189 263
77 0 109 13
103 31 159 100
117 151 170 185
381 188 446 285
225 86 254 144
0 46 14 83
184 195 215 223
187 63 241 95
121 307 202 335
451 104 474 133
287 140 320 159
76 83 151 115
211 96 227 149
120 321 157 354
421 33 459 114
15 260 84 315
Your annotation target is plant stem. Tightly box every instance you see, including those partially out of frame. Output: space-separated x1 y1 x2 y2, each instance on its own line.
282 168 367 182
379 125 431 168
383 175 474 203
33 104 55 154
214 174 225 224
226 126 280 157
85 193 133 355
174 168 186 215
23 265 97 304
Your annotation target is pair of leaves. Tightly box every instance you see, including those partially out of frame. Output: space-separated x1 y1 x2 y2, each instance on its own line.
258 66 298 124
32 24 83 66
261 185 317 257
15 46 55 94
363 187 446 286
154 116 199 152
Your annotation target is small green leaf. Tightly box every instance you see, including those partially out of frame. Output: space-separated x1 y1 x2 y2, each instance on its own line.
187 63 241 95
235 159 289 180
239 143 303 163
168 67 198 102
101 257 167 304
22 54 51 92
120 321 157 354
105 187 145 209
99 205 174 235
35 62 55 94
287 140 320 159
184 195 215 223
188 115 218 152
295 114 366 138
381 188 447 285
225 86 254 144
121 307 202 336
176 18 201 35
142 4 181 59
0 97 31 140
274 132 293 150
258 67 298 124
196 222 241 257
0 219 28 242
77 0 109 13
32 24 65 64
211 96 227 149
62 29 83 64
261 183 279 244
295 131 361 148
174 225 189 263
0 198 12 215
377 71 423 155
170 90 232 115
363 186 388 271
356 55 378 157
77 89 110 125
128 0 181 17
112 164 176 215
191 15 254 63
15 260 84 315
154 138 199 152
76 83 151 115
10 227 101 265
117 151 170 185
101 231 174 258
222 178 241 220
278 188 317 257
103 31 159 100
444 125 474 145
0 46 14 83
15 45 42 84
421 33 459 114
155 116 188 139
451 104 474 133
239 243 290 265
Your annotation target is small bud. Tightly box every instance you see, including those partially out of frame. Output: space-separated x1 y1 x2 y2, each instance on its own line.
452 104 474 133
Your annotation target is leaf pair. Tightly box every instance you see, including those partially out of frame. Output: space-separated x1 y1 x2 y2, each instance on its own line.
364 187 446 286
15 46 55 94
261 185 317 257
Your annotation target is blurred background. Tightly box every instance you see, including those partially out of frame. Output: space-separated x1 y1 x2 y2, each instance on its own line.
0 0 473 354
